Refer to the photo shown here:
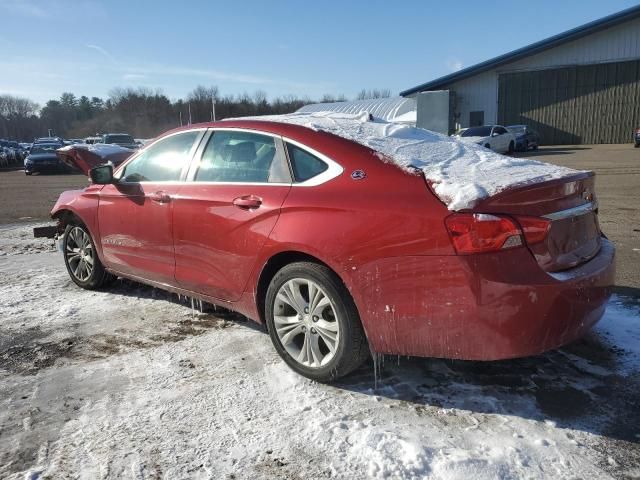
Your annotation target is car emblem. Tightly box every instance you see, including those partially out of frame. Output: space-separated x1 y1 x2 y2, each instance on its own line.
351 170 366 180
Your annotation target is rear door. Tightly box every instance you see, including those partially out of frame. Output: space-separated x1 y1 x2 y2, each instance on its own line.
98 129 204 284
172 129 292 300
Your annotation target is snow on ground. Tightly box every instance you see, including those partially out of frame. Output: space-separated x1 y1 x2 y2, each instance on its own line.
0 223 639 479
240 112 580 211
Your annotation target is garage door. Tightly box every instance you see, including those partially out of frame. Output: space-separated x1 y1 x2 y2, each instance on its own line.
498 60 640 145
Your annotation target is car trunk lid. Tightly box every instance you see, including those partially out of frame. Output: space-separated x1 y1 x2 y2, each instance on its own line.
471 172 601 272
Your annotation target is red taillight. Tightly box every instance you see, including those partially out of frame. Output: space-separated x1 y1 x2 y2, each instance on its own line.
445 213 523 254
515 216 551 245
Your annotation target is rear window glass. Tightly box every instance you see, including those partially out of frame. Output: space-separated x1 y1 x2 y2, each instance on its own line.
286 144 328 182
195 131 290 183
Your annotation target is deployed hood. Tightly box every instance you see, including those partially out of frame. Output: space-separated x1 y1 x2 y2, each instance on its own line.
57 143 134 175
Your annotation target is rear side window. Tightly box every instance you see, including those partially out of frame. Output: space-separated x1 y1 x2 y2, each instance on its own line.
286 144 328 182
195 131 291 183
121 131 200 182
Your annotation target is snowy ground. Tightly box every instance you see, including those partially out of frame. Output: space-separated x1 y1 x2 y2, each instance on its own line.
0 223 638 479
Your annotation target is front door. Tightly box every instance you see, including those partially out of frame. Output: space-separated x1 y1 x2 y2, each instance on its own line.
98 130 204 284
173 129 292 301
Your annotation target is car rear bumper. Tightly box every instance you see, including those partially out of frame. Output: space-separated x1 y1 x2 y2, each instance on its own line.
351 238 615 360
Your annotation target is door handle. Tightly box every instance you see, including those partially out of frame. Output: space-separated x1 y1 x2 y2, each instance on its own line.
148 191 171 203
232 195 262 210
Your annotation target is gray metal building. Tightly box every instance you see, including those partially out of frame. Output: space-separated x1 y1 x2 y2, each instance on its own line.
401 5 640 144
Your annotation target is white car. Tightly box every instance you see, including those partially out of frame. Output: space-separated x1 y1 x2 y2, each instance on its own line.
455 125 516 154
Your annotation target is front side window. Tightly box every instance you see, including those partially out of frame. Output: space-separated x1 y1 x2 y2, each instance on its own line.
195 131 290 183
286 144 328 182
120 131 200 182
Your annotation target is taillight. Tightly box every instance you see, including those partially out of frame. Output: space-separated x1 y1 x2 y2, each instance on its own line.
515 216 551 245
445 213 523 254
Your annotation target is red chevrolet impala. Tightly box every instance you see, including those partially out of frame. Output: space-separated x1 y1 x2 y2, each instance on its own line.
48 114 615 381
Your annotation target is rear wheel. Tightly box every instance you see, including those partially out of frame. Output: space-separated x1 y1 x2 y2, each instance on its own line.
508 141 515 154
524 140 529 151
484 143 491 150
25 171 32 176
63 222 114 289
265 262 368 382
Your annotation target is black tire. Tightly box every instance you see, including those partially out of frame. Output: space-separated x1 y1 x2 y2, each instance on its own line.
25 171 32 176
265 262 369 382
635 142 640 148
524 140 529 151
484 143 491 149
63 221 115 289
507 141 515 154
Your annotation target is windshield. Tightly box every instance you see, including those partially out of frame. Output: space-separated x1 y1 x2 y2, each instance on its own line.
105 134 135 144
461 126 492 137
30 144 59 154
507 126 526 135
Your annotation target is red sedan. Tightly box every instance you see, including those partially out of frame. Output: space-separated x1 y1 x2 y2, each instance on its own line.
49 116 615 381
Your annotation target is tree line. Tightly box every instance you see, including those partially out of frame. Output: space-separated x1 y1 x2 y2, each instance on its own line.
0 86 391 141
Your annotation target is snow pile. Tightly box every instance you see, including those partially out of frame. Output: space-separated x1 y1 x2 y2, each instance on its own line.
242 112 580 210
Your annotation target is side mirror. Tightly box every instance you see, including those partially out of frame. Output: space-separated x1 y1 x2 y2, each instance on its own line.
89 164 114 184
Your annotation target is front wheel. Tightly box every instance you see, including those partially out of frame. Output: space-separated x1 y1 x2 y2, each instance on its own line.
265 262 369 382
63 222 114 289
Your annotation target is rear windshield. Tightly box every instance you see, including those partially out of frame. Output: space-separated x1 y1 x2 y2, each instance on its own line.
105 135 135 144
461 126 492 137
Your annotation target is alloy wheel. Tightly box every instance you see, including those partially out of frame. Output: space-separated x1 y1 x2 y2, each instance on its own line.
65 226 94 282
273 278 340 368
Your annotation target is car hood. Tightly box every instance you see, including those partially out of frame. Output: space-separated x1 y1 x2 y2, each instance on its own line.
457 136 487 144
57 143 134 175
27 153 59 162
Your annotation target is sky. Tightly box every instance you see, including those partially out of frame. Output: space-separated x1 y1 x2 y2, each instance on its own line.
0 0 639 106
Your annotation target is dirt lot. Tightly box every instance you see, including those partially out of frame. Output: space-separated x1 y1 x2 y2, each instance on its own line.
1 143 638 289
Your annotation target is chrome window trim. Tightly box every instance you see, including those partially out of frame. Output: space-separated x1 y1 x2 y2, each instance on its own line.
542 201 598 221
178 127 343 187
282 137 343 187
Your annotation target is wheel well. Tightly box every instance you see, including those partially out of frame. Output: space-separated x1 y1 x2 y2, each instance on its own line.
255 251 336 326
52 209 82 233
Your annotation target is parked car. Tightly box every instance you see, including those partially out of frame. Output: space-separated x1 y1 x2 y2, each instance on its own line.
456 125 516 154
84 136 102 145
34 136 64 145
507 125 540 151
100 133 140 150
44 116 614 382
24 142 67 175
634 127 640 148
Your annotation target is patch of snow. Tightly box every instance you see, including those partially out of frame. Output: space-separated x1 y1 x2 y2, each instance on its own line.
237 112 580 211
0 225 638 479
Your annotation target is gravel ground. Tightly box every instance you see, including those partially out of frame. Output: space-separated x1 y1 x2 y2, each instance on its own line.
0 224 638 479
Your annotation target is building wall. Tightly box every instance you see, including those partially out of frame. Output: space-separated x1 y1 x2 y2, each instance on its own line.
446 16 640 130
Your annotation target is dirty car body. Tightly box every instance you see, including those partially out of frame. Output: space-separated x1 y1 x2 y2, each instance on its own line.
46 118 615 380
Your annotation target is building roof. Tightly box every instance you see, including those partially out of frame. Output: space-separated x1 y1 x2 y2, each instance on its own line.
400 4 640 96
296 97 416 122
